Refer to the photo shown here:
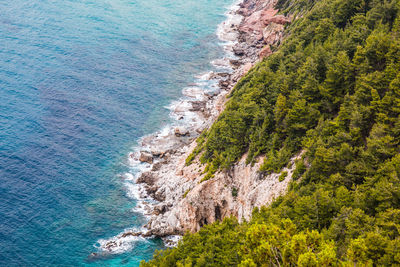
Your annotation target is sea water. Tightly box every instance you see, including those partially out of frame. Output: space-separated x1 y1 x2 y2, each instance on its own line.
0 0 234 266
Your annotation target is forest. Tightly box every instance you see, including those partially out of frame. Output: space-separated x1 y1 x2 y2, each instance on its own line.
142 0 400 265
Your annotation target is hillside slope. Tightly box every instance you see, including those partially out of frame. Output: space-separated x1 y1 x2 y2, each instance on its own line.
142 0 400 265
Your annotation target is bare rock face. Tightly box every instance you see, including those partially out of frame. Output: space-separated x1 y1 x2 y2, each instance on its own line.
240 8 286 36
260 8 280 26
232 0 290 65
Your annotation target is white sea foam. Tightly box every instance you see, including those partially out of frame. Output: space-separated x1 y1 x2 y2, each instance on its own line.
195 71 214 80
96 228 147 254
124 182 142 200
211 58 232 69
158 126 172 137
132 202 152 216
216 0 243 43
121 172 135 181
216 1 243 44
182 87 207 100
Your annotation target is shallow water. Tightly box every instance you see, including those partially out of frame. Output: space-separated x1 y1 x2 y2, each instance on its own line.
0 0 233 265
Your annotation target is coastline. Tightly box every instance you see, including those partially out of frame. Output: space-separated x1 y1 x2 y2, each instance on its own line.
95 0 291 255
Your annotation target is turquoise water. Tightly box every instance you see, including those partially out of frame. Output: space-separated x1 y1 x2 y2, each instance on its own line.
0 0 232 265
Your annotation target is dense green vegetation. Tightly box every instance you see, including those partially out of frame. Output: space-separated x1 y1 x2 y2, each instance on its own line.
142 0 400 265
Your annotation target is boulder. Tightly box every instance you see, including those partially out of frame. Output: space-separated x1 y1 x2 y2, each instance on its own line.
139 152 153 164
229 59 241 67
153 204 169 215
137 172 155 185
233 47 245 56
189 101 206 112
218 80 230 89
150 150 163 157
154 190 166 202
174 126 190 137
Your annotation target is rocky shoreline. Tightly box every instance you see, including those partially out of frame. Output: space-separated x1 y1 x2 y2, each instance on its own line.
97 0 293 254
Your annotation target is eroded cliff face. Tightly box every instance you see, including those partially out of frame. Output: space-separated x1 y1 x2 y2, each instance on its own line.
146 149 302 236
138 0 294 237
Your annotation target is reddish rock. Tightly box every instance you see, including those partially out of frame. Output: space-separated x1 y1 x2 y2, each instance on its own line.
259 45 272 60
239 7 290 44
263 22 284 45
239 10 264 33
242 63 253 74
260 8 279 26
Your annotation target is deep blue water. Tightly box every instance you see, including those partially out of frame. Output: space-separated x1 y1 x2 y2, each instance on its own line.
0 0 232 265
